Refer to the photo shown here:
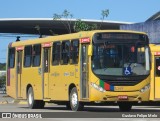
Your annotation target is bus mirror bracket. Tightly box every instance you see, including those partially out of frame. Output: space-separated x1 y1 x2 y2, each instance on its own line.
88 45 93 56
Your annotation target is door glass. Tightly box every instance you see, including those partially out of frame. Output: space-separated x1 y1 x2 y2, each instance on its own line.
156 57 160 77
17 51 22 74
44 48 50 73
81 45 88 98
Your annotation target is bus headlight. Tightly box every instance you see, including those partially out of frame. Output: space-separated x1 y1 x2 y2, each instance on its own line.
140 84 150 93
91 82 106 92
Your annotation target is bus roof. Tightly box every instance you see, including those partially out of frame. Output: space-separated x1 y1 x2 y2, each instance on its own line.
150 44 160 52
10 30 147 47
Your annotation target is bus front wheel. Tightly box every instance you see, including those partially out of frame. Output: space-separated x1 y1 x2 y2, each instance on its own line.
69 87 83 111
118 102 132 112
27 87 45 109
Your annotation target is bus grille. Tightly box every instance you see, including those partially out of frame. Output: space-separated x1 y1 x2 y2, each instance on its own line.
106 80 141 86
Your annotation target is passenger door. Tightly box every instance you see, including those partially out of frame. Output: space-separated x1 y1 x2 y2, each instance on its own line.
42 43 51 99
80 44 89 99
16 47 23 98
155 56 160 99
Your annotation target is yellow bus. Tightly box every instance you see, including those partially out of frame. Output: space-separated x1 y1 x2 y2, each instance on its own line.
149 44 160 101
6 30 151 111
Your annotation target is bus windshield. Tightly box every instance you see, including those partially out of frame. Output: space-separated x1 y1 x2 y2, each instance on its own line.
92 33 150 77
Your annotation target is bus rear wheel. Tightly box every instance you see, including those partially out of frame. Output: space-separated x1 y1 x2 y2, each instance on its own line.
27 87 45 109
118 102 132 112
69 87 83 111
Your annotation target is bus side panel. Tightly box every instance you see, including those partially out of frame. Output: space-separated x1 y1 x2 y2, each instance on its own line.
49 65 80 101
49 66 69 100
21 67 43 100
7 68 17 99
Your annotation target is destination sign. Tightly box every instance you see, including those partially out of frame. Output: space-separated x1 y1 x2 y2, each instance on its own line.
95 33 147 40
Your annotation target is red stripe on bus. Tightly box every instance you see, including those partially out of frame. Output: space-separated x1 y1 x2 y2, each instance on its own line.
104 83 110 91
80 38 90 43
16 46 23 51
42 42 51 47
154 52 160 55
7 69 10 86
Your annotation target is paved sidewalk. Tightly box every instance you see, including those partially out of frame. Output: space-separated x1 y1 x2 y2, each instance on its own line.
0 92 14 104
0 92 49 105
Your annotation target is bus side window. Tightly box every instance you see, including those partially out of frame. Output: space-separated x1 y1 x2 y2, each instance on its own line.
24 45 32 67
61 40 70 65
52 42 61 65
8 48 15 68
70 39 79 64
32 44 41 67
156 57 160 77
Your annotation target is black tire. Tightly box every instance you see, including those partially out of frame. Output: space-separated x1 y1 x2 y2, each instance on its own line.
69 87 84 111
27 87 45 109
118 102 132 112
37 100 45 109
66 102 71 110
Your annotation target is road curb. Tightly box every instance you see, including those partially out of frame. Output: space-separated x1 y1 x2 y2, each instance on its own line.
0 99 57 105
12 100 28 104
0 100 8 104
18 101 28 105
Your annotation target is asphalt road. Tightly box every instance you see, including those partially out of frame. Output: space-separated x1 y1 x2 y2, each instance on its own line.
0 103 160 112
0 104 160 121
0 93 160 121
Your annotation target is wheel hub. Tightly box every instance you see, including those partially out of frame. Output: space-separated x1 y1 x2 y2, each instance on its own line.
28 93 33 105
71 92 78 107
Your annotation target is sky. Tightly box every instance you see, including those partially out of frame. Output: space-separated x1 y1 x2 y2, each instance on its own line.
0 0 160 63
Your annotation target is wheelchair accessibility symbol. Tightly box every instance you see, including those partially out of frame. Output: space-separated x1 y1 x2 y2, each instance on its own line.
124 67 132 75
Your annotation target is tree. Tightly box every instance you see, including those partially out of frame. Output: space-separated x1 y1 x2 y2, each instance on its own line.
0 63 6 88
53 9 109 33
53 9 73 33
99 9 109 29
34 25 42 38
74 19 97 32
0 63 6 70
0 75 6 87
74 9 109 32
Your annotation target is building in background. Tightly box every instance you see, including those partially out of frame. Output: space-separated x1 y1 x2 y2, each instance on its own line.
120 11 160 43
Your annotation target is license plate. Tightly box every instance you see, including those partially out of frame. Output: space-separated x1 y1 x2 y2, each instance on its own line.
118 95 128 100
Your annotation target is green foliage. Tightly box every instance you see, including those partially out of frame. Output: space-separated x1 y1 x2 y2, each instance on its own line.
0 63 6 70
101 9 109 20
99 9 109 29
0 75 6 87
53 9 73 33
62 9 73 19
74 20 97 32
53 9 73 20
53 13 62 20
0 63 6 87
53 9 109 33
34 25 41 37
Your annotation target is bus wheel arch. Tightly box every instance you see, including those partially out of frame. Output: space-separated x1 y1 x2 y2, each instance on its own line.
68 83 76 98
26 84 32 99
27 86 36 109
26 85 45 109
68 84 84 111
66 84 76 110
